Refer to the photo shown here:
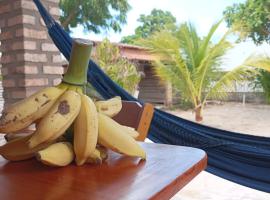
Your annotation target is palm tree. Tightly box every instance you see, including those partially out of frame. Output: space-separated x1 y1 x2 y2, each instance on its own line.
139 21 270 121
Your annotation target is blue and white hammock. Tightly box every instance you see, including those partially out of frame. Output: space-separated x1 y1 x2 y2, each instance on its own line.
34 0 270 193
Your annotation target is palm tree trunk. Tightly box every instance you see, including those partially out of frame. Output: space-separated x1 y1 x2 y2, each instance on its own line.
195 106 203 122
195 97 203 122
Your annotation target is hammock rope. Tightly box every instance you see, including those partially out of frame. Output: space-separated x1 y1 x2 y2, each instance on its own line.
33 0 270 193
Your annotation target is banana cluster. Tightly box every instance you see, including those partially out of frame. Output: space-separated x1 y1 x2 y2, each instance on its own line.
0 85 146 167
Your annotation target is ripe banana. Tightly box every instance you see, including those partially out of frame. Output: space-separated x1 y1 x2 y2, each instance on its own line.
95 96 122 117
120 125 139 139
87 146 108 164
0 134 54 161
0 86 66 133
74 94 98 166
98 113 146 159
28 90 81 148
36 142 74 167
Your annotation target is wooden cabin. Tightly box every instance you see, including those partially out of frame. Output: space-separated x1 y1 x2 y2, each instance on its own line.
91 41 173 106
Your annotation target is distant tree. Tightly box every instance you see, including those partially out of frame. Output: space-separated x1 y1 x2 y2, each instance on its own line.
92 39 141 94
139 21 270 121
223 0 270 44
59 0 131 33
224 0 270 103
121 9 177 44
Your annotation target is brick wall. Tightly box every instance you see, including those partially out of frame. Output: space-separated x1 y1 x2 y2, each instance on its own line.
0 0 64 107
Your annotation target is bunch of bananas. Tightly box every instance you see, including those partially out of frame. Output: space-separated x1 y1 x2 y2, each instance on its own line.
0 39 146 167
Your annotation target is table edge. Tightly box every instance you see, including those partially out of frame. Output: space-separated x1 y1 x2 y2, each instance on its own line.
150 152 207 200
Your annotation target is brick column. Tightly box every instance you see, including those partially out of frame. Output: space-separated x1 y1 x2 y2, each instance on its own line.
0 0 64 107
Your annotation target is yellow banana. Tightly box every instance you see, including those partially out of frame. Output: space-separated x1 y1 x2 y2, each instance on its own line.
74 94 98 166
120 125 140 139
36 142 74 167
0 86 66 133
95 96 122 117
86 146 108 164
28 90 81 148
0 134 54 161
98 113 146 159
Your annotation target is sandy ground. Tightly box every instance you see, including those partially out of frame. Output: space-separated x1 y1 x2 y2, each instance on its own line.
166 102 270 200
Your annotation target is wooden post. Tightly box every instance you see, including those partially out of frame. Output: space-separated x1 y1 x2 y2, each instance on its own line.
165 81 173 107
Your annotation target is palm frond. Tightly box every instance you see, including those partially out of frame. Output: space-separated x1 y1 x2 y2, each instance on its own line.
195 29 233 99
153 60 196 104
197 19 224 60
136 31 179 60
177 22 200 71
243 55 270 72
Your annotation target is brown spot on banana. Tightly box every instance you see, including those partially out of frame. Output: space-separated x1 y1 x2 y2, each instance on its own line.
12 116 17 122
57 100 70 115
41 100 51 107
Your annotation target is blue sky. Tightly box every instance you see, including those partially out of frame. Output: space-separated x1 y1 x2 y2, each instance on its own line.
72 0 270 70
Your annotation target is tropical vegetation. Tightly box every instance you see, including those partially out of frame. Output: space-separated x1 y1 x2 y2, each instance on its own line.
121 9 177 44
59 0 130 33
139 21 270 121
92 39 141 94
224 0 270 103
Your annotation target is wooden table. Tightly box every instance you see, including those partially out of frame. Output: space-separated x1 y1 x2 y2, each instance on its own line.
0 142 207 200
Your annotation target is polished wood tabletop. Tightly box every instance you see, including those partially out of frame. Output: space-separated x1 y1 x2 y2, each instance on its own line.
0 142 207 200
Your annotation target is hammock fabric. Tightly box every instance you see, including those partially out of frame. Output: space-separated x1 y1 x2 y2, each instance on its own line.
34 0 270 193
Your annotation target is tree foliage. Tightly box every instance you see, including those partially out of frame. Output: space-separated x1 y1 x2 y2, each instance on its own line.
223 0 270 44
121 9 177 44
59 0 131 33
139 21 270 121
92 39 141 94
224 0 270 103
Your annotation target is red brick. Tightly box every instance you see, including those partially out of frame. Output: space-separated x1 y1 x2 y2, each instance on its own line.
42 43 58 52
2 79 16 88
22 15 36 25
52 55 64 63
11 89 38 99
16 28 47 39
49 7 60 16
13 1 21 10
19 78 49 87
8 16 20 26
0 44 7 52
11 42 24 50
0 55 13 64
0 4 11 14
24 41 37 50
53 78 62 86
8 15 35 26
0 31 13 40
1 67 9 76
26 89 40 97
22 0 38 11
0 19 5 27
43 66 64 74
17 53 47 62
15 66 39 74
11 91 26 99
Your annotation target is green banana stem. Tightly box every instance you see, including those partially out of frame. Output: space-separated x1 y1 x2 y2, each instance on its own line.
63 39 93 86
